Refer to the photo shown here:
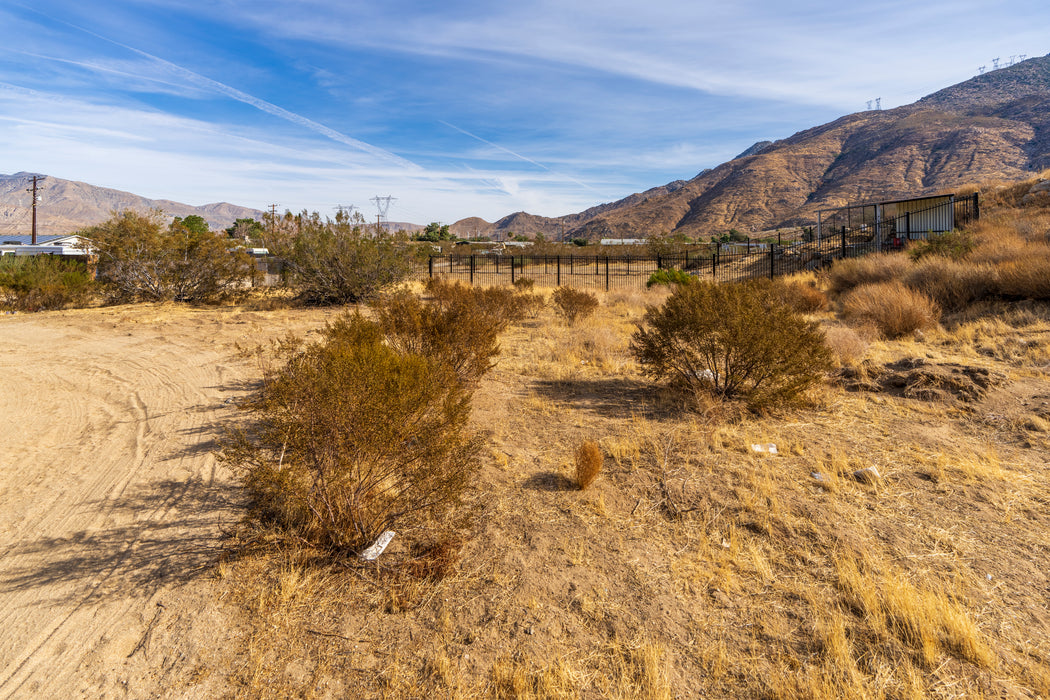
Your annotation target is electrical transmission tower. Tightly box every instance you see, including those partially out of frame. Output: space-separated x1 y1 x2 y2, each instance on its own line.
866 100 873 110
992 57 1000 69
335 204 356 222
978 65 986 75
875 97 881 110
370 195 396 233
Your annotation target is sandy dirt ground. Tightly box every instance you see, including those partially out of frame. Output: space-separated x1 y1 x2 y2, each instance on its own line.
0 303 335 699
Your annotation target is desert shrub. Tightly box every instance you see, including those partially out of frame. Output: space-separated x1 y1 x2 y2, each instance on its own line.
841 281 940 338
512 277 535 292
630 280 833 409
774 278 828 313
224 313 479 555
908 229 975 262
552 286 599 325
827 254 909 295
86 210 254 303
903 258 996 311
371 284 513 387
265 210 418 305
994 256 1050 300
0 255 95 311
575 441 603 490
646 268 693 288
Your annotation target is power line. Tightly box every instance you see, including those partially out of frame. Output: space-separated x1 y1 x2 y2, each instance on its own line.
369 195 396 232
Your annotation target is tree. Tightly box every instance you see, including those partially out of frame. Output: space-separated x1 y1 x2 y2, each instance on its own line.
226 217 265 241
415 222 453 242
263 209 419 305
86 210 254 303
172 214 210 235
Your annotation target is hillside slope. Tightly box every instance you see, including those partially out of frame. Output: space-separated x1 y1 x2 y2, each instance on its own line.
0 173 264 236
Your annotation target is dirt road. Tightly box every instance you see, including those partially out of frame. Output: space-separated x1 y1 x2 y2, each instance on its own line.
0 304 331 698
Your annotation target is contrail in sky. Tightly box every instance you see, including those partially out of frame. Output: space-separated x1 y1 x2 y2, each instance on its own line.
15 5 418 171
439 120 602 194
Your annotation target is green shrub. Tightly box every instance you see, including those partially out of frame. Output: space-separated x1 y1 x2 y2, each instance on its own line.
265 210 418 305
224 313 480 555
646 268 694 288
828 254 909 296
908 229 976 262
630 280 832 409
86 210 254 303
841 281 940 338
0 255 95 311
552 286 599 325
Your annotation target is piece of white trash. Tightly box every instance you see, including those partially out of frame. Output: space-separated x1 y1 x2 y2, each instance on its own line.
360 530 396 561
751 443 778 454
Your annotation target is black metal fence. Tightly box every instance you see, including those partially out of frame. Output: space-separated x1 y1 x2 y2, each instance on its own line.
423 193 980 289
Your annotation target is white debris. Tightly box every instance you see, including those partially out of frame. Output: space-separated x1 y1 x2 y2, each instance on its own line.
751 443 778 455
811 472 826 482
852 467 882 484
359 530 396 561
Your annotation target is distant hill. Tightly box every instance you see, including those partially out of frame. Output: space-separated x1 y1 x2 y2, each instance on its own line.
456 53 1050 241
0 173 265 235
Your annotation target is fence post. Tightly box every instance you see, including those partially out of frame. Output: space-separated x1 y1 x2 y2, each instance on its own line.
712 244 717 277
428 255 433 279
841 226 846 258
905 213 911 240
973 192 980 221
470 254 475 285
605 256 610 291
557 256 561 286
747 238 751 255
769 247 775 280
511 256 516 284
657 254 662 270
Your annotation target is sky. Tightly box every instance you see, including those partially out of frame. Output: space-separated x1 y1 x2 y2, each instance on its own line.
0 1 1047 225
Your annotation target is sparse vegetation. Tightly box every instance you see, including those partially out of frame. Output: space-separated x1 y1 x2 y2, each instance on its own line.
552 286 599 324
631 279 833 409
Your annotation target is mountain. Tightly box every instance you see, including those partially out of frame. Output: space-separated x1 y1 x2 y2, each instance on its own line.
456 53 1050 241
0 173 265 236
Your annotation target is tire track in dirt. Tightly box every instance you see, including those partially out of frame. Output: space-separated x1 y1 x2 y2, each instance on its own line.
0 309 255 698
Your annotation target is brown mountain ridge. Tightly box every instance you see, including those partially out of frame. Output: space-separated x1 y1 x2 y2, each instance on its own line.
454 52 1050 240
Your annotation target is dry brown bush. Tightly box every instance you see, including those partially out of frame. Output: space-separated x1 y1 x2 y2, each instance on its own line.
995 256 1050 300
775 278 828 313
552 286 599 325
903 257 996 312
827 254 910 296
841 281 940 338
822 325 869 367
224 313 480 555
575 441 603 490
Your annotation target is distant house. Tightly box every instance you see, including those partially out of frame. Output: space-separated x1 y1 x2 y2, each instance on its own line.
600 238 647 246
0 234 91 258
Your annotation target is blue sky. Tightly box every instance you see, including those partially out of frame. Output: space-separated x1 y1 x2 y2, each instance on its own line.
1 1 1047 224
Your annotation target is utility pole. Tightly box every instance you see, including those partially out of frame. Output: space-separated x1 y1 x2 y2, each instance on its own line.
268 204 278 235
26 175 42 244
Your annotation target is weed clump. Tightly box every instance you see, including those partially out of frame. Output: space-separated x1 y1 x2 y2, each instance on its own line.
631 280 833 410
774 278 828 313
842 281 940 338
575 441 603 490
908 229 975 261
552 286 599 325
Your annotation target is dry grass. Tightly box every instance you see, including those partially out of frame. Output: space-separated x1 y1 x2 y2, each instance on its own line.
841 281 940 338
201 195 1050 699
827 253 911 295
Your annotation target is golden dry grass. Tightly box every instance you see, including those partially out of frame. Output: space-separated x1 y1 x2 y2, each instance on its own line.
206 199 1050 699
